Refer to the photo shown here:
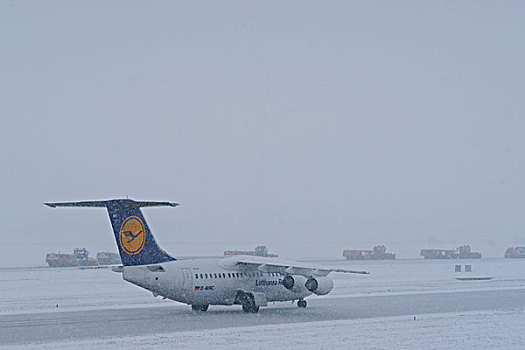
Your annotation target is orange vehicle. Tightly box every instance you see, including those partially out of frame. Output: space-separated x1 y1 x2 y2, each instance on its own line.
505 247 525 258
343 245 395 260
420 245 481 259
45 248 98 267
224 245 278 258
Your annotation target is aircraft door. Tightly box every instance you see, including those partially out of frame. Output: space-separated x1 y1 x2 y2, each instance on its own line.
182 268 192 290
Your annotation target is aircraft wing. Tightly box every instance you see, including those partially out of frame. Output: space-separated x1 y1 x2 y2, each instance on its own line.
225 256 369 277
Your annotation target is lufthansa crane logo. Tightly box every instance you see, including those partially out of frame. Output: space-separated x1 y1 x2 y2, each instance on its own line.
119 216 146 255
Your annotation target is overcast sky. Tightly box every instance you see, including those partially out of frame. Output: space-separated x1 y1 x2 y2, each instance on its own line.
1 1 524 266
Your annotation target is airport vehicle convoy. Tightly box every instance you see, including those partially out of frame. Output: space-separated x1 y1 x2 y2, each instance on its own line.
420 245 482 259
46 248 98 267
224 245 278 258
343 245 396 260
45 199 368 313
504 247 525 258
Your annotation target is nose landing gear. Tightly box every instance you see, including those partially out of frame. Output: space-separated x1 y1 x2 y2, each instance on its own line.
191 304 209 312
297 299 307 308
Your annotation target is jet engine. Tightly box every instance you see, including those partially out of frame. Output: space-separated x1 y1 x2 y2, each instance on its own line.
282 274 308 293
305 277 333 295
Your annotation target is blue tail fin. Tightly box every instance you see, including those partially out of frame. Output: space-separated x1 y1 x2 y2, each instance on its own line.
44 199 177 266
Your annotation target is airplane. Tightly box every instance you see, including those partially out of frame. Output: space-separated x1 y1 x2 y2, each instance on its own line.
44 199 368 313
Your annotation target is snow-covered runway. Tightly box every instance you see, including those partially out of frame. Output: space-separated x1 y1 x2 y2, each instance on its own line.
3 309 525 350
2 288 525 347
2 258 525 348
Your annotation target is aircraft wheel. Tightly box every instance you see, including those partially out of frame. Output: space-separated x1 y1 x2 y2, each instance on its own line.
241 293 259 313
297 300 307 308
242 304 260 313
191 304 209 312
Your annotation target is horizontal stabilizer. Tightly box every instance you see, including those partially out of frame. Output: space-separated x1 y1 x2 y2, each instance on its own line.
44 199 179 208
44 201 107 208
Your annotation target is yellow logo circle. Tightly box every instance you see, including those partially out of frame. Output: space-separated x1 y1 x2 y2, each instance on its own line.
119 216 146 255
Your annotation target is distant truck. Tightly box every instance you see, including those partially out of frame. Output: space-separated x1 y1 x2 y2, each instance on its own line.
420 245 482 259
343 245 396 260
224 245 278 258
504 247 525 258
46 248 98 267
45 253 79 267
96 252 121 265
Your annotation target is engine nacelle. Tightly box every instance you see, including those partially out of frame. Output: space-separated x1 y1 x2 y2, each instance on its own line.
282 274 308 293
305 277 333 296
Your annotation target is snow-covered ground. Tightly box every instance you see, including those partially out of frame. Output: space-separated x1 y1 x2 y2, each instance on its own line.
2 310 524 350
1 258 525 349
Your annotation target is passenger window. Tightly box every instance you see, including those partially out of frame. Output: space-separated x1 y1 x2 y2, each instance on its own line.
214 273 217 278
195 274 199 279
228 273 231 278
236 273 239 278
205 274 208 278
218 273 221 278
200 274 203 279
222 273 226 278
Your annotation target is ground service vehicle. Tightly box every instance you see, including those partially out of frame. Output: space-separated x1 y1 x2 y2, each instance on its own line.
46 248 98 267
505 247 525 258
224 246 278 258
420 245 481 259
343 245 396 260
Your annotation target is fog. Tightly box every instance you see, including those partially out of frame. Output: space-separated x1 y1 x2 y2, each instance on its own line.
1 1 524 267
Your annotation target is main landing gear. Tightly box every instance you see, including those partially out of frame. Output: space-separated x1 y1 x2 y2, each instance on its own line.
297 299 307 308
241 294 260 313
191 304 209 312
236 291 260 313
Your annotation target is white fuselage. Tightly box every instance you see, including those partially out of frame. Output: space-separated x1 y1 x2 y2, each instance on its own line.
122 257 312 306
